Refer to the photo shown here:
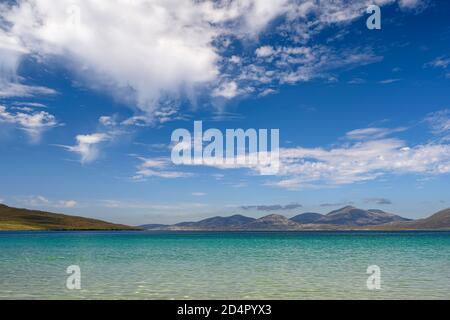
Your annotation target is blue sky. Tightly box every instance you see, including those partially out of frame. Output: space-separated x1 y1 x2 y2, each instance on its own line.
1 0 449 224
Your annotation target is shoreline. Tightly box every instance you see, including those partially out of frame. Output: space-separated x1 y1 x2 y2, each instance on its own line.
1 229 450 233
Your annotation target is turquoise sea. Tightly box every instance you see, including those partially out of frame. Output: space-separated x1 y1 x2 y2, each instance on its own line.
0 231 449 300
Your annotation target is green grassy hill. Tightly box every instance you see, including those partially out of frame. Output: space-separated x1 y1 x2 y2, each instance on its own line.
0 204 139 231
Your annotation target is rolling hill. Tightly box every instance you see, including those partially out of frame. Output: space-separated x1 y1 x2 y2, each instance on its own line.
161 215 256 231
242 214 301 230
374 208 450 230
290 212 323 224
0 204 138 231
316 206 411 226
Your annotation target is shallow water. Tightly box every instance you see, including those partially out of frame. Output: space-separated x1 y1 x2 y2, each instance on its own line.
0 231 449 300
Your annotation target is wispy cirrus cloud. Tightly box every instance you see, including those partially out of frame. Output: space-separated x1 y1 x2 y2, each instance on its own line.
12 102 47 108
18 195 77 208
364 198 393 205
270 138 450 189
425 56 450 69
97 199 211 224
228 45 383 99
133 157 194 180
100 199 207 211
398 0 428 10
61 133 110 164
240 203 303 211
134 111 450 189
0 82 57 98
320 202 354 208
60 115 134 163
345 127 408 140
424 109 450 140
424 55 450 78
0 28 57 98
378 78 401 84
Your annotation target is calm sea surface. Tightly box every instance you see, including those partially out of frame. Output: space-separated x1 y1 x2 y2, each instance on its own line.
0 231 449 300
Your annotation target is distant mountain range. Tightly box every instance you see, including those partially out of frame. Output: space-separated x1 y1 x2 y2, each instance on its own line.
0 204 138 231
140 206 450 231
1 203 449 231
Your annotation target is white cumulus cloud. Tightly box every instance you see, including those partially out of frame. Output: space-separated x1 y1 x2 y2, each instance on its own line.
0 104 59 142
0 0 428 120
